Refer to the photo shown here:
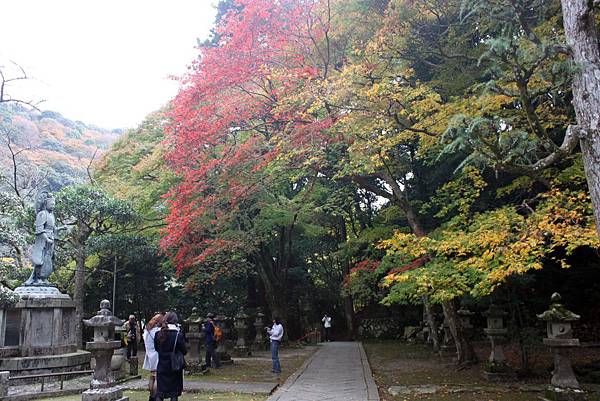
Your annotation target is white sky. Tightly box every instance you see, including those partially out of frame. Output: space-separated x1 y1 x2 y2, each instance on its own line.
0 0 217 129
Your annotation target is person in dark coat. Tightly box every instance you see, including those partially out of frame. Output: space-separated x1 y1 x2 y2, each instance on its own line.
154 311 187 401
203 313 220 369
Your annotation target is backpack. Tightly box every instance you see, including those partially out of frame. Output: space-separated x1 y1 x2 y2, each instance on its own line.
213 325 223 342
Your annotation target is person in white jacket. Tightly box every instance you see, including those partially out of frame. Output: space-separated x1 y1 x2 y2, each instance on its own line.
143 313 164 401
322 314 332 342
266 317 284 374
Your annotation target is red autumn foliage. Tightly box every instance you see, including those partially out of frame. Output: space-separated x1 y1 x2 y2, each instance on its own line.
387 256 429 275
342 259 380 288
160 0 332 273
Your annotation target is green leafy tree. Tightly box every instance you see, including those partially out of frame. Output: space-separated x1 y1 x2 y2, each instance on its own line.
56 184 138 344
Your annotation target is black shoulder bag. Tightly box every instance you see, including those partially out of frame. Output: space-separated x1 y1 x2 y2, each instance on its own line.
170 330 185 371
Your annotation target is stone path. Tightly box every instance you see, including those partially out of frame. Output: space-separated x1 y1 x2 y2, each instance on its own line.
267 342 379 401
123 377 278 394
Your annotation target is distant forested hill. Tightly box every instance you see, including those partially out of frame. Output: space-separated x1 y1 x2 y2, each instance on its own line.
0 103 123 190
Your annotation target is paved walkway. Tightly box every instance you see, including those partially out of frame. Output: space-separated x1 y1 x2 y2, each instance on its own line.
267 342 379 401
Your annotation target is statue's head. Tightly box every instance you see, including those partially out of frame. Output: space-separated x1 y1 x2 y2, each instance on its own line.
45 195 55 211
36 192 55 213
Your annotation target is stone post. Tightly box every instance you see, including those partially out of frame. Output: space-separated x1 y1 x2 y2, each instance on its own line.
82 300 128 401
215 314 233 365
0 371 8 397
233 309 250 356
0 309 5 347
538 293 586 401
482 304 513 381
184 308 202 366
128 357 138 376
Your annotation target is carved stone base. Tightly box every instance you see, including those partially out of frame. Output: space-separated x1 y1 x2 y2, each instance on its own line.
438 345 456 358
541 386 586 401
81 387 128 401
0 351 91 384
482 370 516 382
13 285 71 300
233 346 251 357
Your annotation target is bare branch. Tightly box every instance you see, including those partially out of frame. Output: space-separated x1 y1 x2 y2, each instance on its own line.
0 61 44 108
87 147 99 185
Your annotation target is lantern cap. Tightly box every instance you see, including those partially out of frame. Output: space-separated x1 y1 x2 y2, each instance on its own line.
83 300 124 327
537 293 580 322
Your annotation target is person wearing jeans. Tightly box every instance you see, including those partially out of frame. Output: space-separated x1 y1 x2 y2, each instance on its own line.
266 317 284 374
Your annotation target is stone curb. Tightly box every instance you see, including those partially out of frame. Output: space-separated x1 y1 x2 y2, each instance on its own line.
358 342 380 401
123 379 279 395
1 387 84 401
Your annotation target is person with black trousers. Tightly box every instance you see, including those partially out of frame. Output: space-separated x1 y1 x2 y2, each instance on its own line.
203 313 220 369
126 315 139 360
154 312 187 401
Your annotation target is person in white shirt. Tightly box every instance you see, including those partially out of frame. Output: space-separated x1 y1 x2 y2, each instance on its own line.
143 313 164 401
265 317 284 374
322 314 332 342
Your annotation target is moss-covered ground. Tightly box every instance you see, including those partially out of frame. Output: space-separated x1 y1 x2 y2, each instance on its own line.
364 342 542 401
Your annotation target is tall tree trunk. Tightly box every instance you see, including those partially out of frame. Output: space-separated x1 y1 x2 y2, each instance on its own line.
338 216 355 337
561 0 600 238
442 299 477 366
73 224 90 348
422 296 440 352
73 245 86 348
252 249 288 324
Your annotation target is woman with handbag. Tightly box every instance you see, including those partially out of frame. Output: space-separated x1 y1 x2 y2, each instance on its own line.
154 311 187 401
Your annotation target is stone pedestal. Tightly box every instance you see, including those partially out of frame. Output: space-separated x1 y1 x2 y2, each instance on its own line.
88 342 122 388
0 291 91 382
215 315 233 365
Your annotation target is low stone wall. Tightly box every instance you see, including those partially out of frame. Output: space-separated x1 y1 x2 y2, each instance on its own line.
357 318 403 340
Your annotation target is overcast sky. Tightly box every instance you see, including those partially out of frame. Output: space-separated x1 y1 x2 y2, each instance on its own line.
0 0 217 129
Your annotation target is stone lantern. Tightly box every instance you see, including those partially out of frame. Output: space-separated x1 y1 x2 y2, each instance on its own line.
439 317 455 356
82 299 127 401
458 307 474 333
215 314 233 365
254 308 267 350
184 307 202 366
482 303 512 381
537 293 585 401
234 309 250 356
